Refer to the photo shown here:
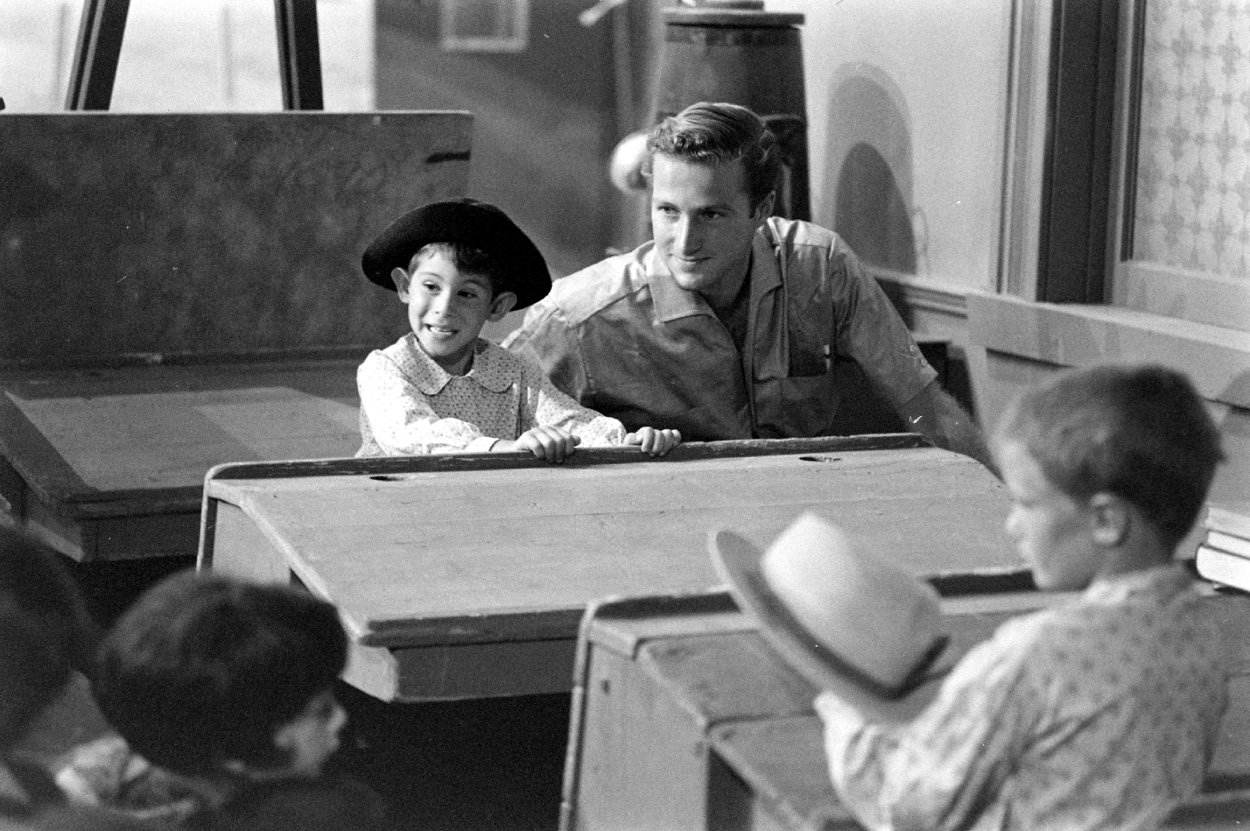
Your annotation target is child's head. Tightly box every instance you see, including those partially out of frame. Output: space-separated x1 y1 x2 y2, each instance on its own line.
361 199 551 374
93 572 348 780
993 364 1222 588
0 526 97 749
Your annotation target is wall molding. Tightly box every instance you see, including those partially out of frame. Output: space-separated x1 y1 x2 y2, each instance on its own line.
968 293 1250 410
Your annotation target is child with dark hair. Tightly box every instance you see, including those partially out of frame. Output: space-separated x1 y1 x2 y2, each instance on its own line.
75 572 390 831
815 363 1230 830
357 198 681 461
0 525 145 830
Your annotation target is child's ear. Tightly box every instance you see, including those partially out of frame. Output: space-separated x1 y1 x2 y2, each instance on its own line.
390 267 412 299
272 718 301 755
489 292 518 321
1089 492 1130 547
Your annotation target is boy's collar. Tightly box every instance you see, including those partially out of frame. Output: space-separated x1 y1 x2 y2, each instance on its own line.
403 335 512 394
1084 561 1192 603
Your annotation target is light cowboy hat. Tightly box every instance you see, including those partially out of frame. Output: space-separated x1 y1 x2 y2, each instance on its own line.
709 512 949 702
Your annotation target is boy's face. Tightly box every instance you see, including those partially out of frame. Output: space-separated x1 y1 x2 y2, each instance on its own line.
272 688 347 778
998 441 1101 591
393 250 516 375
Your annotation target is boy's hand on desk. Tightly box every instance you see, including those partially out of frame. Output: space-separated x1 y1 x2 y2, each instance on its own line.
494 426 581 463
625 427 682 457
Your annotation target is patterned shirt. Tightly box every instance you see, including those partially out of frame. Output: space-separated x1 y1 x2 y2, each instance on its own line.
817 564 1230 831
504 217 935 441
356 334 627 456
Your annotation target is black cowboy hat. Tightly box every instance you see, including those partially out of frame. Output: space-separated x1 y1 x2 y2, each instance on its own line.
361 198 551 310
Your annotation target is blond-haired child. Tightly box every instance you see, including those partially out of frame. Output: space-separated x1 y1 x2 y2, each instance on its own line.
816 364 1228 830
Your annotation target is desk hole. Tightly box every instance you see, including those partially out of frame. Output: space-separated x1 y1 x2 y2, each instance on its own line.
370 475 405 482
798 455 842 463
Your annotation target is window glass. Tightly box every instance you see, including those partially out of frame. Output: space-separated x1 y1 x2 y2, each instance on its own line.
1131 0 1250 280
0 0 372 112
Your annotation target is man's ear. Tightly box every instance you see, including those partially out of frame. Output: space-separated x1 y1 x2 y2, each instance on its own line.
489 291 517 321
390 267 411 299
1089 492 1130 547
752 190 776 224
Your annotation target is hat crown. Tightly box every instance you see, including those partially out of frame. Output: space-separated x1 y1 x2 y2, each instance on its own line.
760 513 941 689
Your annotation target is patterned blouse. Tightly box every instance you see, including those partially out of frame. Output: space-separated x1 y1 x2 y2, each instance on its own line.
356 334 627 456
816 564 1231 831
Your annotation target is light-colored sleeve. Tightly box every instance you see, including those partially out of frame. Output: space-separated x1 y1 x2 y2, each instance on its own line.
828 237 936 410
357 352 499 455
815 630 1034 831
503 300 595 408
516 353 627 447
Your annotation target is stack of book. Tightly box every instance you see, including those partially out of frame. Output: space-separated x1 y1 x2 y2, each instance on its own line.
1195 503 1250 591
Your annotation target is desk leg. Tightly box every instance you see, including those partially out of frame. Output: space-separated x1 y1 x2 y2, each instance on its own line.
568 646 715 831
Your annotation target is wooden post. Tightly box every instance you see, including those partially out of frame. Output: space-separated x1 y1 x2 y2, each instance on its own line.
274 0 324 110
65 0 130 110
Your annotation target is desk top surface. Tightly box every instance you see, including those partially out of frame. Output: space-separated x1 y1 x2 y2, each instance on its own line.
203 443 1016 646
0 360 362 515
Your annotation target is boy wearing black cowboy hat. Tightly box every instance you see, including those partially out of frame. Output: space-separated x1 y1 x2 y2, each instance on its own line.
357 198 680 461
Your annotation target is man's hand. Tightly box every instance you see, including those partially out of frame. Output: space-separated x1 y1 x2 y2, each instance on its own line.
624 427 682 457
492 426 581 463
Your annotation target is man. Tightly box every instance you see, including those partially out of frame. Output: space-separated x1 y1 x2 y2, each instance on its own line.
504 102 994 469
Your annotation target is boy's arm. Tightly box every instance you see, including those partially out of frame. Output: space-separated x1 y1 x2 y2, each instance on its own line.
518 354 627 448
357 354 498 455
814 634 1030 831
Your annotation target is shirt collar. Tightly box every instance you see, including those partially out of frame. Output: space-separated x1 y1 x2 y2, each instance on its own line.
1083 562 1194 605
402 335 513 395
643 227 782 323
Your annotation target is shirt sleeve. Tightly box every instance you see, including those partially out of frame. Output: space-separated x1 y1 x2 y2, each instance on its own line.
503 300 594 408
827 238 936 410
356 352 499 455
516 353 627 447
816 627 1035 831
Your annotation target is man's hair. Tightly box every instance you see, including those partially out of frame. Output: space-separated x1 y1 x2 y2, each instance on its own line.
994 364 1223 548
0 526 97 747
93 572 347 776
643 101 781 211
409 241 512 300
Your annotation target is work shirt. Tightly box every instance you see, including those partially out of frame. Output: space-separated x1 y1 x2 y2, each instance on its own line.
816 564 1230 831
503 217 935 440
356 333 626 456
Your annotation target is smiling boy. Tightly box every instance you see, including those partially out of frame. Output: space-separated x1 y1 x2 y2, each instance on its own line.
356 199 680 461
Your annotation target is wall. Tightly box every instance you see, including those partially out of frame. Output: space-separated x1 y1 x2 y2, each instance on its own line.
770 0 1014 347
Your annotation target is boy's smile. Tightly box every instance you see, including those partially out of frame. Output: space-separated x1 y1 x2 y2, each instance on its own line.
395 251 514 375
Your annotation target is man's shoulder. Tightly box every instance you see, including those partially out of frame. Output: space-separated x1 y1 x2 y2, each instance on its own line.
762 216 843 254
539 246 654 328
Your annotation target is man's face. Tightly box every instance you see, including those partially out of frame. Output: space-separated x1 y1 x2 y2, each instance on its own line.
649 154 765 306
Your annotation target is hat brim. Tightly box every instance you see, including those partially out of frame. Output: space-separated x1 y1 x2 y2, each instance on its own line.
708 528 951 722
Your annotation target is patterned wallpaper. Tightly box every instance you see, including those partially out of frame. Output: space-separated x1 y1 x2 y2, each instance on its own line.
1134 0 1250 280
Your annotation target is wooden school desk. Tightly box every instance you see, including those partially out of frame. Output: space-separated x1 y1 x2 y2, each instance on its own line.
0 111 472 564
563 589 1250 831
197 436 1021 703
